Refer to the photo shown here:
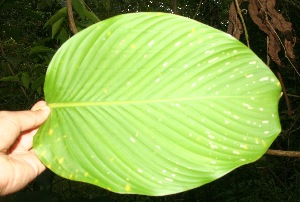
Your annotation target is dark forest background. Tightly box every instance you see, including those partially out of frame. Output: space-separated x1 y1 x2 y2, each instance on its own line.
1 0 300 201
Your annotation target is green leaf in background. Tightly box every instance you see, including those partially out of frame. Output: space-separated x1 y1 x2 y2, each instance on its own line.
34 12 282 196
52 17 65 38
3 55 22 68
72 0 86 19
20 72 30 89
31 75 45 92
29 46 55 55
44 7 67 28
0 75 19 82
56 27 69 44
83 9 100 23
100 0 111 11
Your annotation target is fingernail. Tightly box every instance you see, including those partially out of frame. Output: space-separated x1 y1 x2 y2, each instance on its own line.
33 105 50 111
40 105 50 111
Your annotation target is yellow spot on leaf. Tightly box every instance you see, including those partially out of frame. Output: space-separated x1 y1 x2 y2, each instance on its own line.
102 88 108 94
58 157 64 164
130 44 136 49
84 172 89 177
48 129 53 135
191 27 196 34
40 150 46 157
125 184 131 192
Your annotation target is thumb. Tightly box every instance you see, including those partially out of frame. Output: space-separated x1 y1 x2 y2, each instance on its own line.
31 100 50 112
0 101 50 151
20 101 51 132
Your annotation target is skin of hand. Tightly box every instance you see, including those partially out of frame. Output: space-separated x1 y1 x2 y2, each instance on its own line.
0 101 50 196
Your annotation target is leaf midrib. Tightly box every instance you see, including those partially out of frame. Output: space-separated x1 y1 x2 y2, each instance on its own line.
48 96 252 108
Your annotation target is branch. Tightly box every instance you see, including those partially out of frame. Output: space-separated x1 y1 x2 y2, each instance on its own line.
266 149 300 157
0 43 4 56
66 0 78 35
277 71 293 116
234 0 250 47
227 0 243 39
171 0 177 14
193 0 203 19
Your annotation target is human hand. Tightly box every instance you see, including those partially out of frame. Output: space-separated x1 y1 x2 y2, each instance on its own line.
0 101 50 196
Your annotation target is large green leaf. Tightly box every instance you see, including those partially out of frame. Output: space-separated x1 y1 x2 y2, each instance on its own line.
34 12 281 196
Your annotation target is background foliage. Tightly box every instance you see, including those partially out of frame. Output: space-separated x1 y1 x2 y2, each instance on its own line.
1 0 300 201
